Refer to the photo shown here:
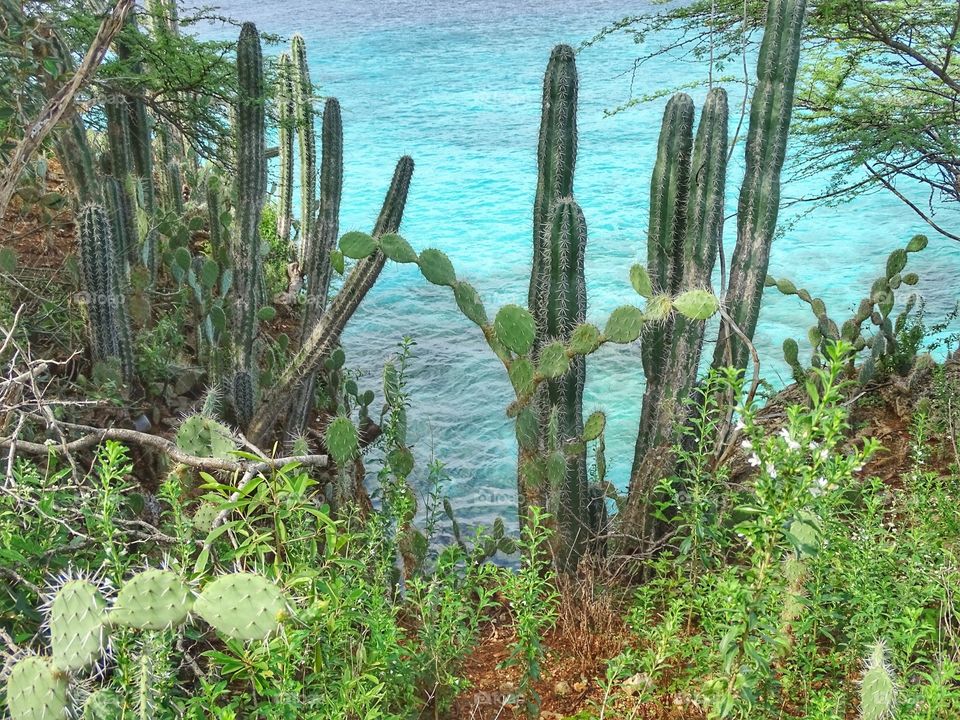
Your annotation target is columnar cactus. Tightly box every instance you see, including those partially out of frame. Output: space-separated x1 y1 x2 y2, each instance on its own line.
230 22 267 429
289 97 344 436
276 52 295 244
633 88 728 465
530 44 577 326
291 33 316 262
529 197 588 568
78 204 134 383
116 13 159 278
712 0 806 372
247 155 414 443
56 115 100 206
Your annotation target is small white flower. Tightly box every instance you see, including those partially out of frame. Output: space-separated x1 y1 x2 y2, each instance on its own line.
817 476 827 487
748 454 761 467
741 439 753 450
819 448 829 461
735 418 746 431
765 462 778 479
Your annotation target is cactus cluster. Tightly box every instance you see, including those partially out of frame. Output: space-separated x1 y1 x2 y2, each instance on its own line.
291 33 317 263
334 174 719 569
4 570 284 720
769 234 926 383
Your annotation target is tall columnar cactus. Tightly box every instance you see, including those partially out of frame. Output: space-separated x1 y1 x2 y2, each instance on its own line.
530 44 577 327
531 197 588 569
289 97 344 437
56 115 100 206
78 205 134 383
712 0 806 372
247 155 414 444
291 33 316 260
165 159 184 213
633 88 728 467
104 176 134 271
116 13 159 278
619 0 805 554
230 21 267 429
276 52 295 244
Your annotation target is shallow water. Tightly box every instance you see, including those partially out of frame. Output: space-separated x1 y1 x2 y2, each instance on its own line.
200 1 960 531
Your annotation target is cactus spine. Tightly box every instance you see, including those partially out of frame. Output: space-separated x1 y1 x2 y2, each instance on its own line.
79 204 134 383
289 97 343 436
230 22 267 429
276 52 295 244
291 34 316 260
713 0 806 372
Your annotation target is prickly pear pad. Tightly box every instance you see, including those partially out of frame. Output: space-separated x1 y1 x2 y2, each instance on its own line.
6 656 69 720
110 569 193 631
194 573 285 641
50 580 107 672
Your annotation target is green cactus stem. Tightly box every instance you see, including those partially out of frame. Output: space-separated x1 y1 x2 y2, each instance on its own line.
291 33 316 263
529 197 588 570
289 97 344 436
633 88 727 466
276 51 295 244
713 0 806 372
530 44 578 325
247 155 414 444
230 21 267 429
79 204 135 383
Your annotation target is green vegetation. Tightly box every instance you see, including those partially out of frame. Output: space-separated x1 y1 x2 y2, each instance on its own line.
0 1 958 718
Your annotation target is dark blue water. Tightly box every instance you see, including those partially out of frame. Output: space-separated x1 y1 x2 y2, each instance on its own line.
199 1 960 530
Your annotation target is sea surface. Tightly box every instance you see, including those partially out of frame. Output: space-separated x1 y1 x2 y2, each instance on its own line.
199 1 960 531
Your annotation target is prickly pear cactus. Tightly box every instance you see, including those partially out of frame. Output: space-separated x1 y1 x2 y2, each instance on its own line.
193 573 285 641
5 656 69 720
81 690 122 720
110 569 194 631
49 580 107 673
324 416 359 467
175 415 238 459
860 641 897 720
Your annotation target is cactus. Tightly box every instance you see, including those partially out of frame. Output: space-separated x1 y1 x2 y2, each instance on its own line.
55 114 100 206
115 13 159 278
530 44 577 325
230 22 267 429
324 415 359 467
110 569 194 631
78 204 135 383
4 569 286 719
247 155 414 444
164 159 184 214
529 197 588 569
103 177 134 272
860 641 897 720
193 573 285 641
5 656 69 720
175 414 237 459
291 33 316 263
275 52 294 244
289 97 343 437
205 173 227 264
49 580 107 673
713 0 806 372
633 88 727 469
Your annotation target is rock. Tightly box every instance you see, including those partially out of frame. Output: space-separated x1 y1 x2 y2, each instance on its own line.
622 672 652 697
553 680 571 696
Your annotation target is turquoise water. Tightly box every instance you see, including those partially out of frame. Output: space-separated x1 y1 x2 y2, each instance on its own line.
201 1 960 530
